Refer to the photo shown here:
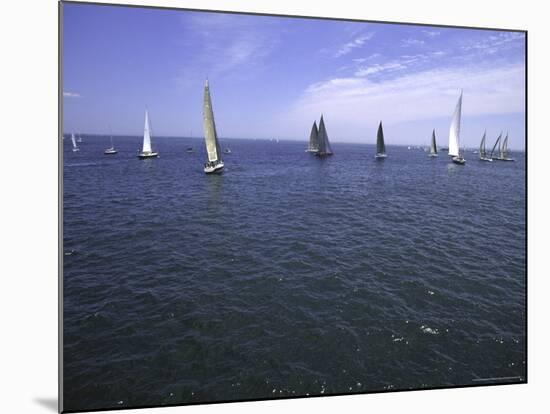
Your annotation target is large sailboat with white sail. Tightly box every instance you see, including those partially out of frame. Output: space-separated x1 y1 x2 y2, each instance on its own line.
138 110 159 159
306 121 319 153
315 115 333 157
375 121 387 159
448 91 465 165
428 129 438 157
202 80 224 173
479 130 492 162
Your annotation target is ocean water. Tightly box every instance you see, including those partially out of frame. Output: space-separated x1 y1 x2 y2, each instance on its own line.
63 136 526 411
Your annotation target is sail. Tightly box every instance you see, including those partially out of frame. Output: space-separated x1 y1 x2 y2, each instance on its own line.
480 131 486 158
317 115 332 154
71 133 77 149
308 121 319 152
430 129 437 154
448 92 462 157
490 132 502 159
501 133 509 159
376 122 386 154
203 80 222 163
142 110 152 153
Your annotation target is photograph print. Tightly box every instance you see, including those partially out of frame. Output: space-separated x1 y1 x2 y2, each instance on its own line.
61 1 526 412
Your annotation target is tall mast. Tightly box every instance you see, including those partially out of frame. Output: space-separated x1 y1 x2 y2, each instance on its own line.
203 79 222 163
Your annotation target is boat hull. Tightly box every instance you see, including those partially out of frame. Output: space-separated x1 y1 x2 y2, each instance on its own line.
375 153 387 159
315 152 333 157
138 152 159 159
494 157 516 162
104 149 117 155
428 154 438 158
479 157 493 162
204 161 224 174
452 156 466 165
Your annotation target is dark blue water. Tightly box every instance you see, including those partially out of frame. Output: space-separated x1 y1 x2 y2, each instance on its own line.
63 135 526 411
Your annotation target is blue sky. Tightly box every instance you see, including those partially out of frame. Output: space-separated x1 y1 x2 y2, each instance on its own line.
63 3 526 149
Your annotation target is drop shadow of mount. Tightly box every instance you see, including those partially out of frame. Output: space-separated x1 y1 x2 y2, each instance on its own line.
34 397 57 412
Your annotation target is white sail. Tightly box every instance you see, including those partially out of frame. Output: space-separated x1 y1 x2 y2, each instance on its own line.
448 91 462 157
203 80 221 163
142 110 152 153
501 132 509 159
71 133 77 149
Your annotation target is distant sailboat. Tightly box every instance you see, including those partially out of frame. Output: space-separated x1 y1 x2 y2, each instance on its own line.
448 91 465 165
428 129 438 157
495 132 515 161
479 130 492 162
186 130 194 152
104 134 117 155
375 121 387 159
77 133 83 143
489 132 502 161
138 110 159 159
203 80 224 173
71 133 79 152
315 115 333 157
224 147 232 154
306 121 319 153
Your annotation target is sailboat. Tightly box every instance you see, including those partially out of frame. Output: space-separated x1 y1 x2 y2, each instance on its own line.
202 80 224 173
489 132 502 161
77 133 83 143
104 134 117 155
138 110 159 159
495 132 515 161
479 130 492 162
306 121 319 153
375 121 387 159
448 91 465 165
428 129 438 157
315 115 333 157
71 133 79 152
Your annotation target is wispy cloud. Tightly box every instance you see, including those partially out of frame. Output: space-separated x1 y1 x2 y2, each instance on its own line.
422 30 441 37
175 13 280 86
63 91 80 98
355 62 407 77
401 38 425 47
334 33 374 58
461 32 524 55
281 63 524 140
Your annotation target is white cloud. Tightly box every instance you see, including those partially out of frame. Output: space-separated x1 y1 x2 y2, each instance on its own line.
175 13 279 85
63 91 80 98
354 62 407 77
334 33 374 58
401 38 425 47
461 32 524 55
280 63 525 140
423 30 441 37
